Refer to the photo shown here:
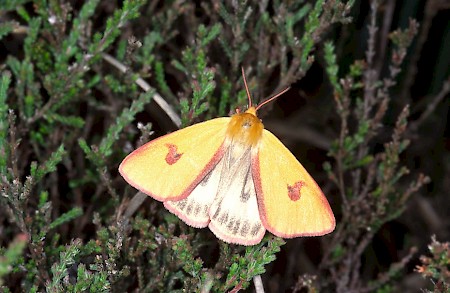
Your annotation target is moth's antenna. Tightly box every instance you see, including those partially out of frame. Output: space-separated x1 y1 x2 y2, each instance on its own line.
242 67 290 111
255 87 290 111
241 67 253 108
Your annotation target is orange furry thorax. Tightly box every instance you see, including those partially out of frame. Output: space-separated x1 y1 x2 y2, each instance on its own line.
226 107 263 146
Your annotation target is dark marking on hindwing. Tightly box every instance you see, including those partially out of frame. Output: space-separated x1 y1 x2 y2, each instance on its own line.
194 203 201 216
212 205 221 218
199 171 213 187
227 217 235 230
232 220 240 235
174 197 207 217
240 221 250 236
175 198 187 210
239 158 253 202
240 190 251 202
186 201 194 215
251 224 262 236
218 211 229 224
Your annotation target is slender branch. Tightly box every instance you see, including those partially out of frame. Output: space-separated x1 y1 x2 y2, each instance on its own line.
253 275 265 293
101 53 181 128
409 78 450 132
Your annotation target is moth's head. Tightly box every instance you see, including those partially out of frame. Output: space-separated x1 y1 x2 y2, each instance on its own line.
227 108 263 146
226 68 290 146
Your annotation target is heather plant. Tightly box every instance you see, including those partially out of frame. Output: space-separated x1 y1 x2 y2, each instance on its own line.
416 236 450 293
0 0 448 292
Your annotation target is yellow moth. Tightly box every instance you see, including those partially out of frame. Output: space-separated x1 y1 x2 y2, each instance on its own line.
119 69 335 245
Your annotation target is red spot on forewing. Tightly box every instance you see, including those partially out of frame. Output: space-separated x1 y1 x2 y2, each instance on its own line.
287 181 306 201
165 143 183 165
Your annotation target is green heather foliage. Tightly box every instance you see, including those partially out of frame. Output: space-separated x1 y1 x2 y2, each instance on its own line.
0 0 448 292
416 236 450 293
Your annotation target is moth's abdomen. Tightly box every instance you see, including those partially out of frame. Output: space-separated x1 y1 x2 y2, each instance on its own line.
226 107 263 146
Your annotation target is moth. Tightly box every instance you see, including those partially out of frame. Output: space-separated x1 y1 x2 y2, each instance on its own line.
119 69 335 245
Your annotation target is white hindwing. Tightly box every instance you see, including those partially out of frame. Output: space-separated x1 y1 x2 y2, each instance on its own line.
164 140 265 245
